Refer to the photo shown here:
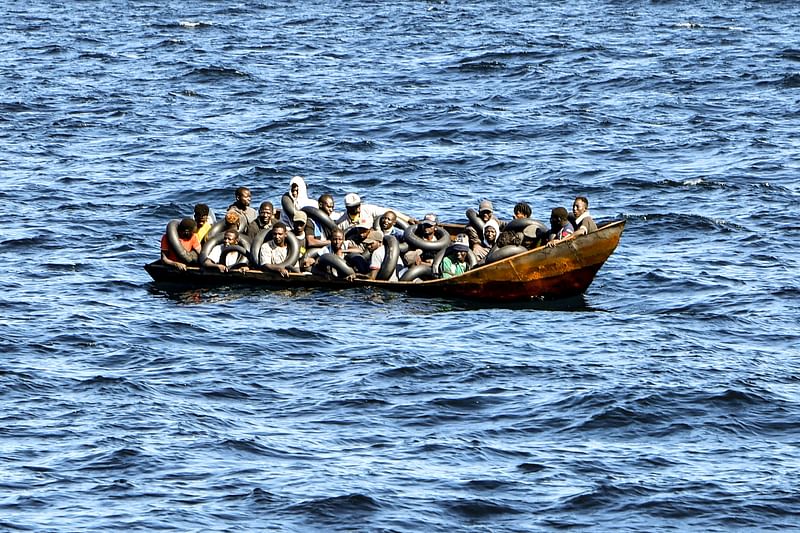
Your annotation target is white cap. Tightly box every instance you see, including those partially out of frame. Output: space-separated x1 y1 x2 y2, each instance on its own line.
344 193 361 207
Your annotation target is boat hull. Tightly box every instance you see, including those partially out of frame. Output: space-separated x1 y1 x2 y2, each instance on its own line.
145 220 625 302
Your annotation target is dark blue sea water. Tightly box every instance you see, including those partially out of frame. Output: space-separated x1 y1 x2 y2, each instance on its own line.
2 1 799 531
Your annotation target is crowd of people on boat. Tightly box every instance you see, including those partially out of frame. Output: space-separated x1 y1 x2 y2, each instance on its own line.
158 176 598 282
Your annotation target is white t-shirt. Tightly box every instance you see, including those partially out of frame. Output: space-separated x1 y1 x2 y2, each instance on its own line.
208 244 245 267
259 241 288 265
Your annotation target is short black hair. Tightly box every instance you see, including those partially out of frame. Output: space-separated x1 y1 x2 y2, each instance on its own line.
514 202 531 218
194 203 209 217
178 218 197 232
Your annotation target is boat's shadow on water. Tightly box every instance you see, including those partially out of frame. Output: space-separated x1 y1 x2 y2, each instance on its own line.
145 282 602 312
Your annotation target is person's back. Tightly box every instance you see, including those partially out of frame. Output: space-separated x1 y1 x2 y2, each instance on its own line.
160 218 201 271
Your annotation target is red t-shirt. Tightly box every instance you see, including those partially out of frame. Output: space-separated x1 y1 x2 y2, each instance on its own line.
160 233 201 262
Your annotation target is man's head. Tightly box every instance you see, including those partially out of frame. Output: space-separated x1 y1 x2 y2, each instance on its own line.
484 219 499 244
235 187 251 207
193 204 210 226
513 202 531 219
330 228 345 251
292 210 307 233
344 193 361 218
272 222 288 246
222 230 238 245
452 233 469 256
380 210 397 232
258 201 274 223
550 207 569 227
318 194 335 216
178 218 197 239
362 230 384 252
478 200 493 222
420 213 438 237
572 196 589 218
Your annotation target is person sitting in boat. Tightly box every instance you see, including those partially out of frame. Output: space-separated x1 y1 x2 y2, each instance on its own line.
354 229 383 276
378 210 405 241
258 222 292 278
513 201 532 219
204 229 250 273
291 211 317 271
466 200 502 252
545 207 575 247
280 176 316 226
440 235 471 279
246 201 277 240
368 230 404 281
226 187 257 232
193 203 213 243
302 193 336 250
160 218 201 272
310 228 356 281
403 213 441 266
570 196 597 237
336 193 416 232
336 193 383 231
471 219 499 263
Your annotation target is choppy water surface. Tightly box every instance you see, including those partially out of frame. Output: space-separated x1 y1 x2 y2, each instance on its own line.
2 1 799 531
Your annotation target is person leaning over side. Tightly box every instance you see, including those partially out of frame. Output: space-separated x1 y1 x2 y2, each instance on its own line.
160 218 201 272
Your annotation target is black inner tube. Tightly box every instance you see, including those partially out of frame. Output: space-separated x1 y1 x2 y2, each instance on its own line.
399 263 434 282
302 205 337 235
314 253 355 278
166 219 197 264
403 224 450 252
376 234 400 280
484 245 528 265
248 229 299 269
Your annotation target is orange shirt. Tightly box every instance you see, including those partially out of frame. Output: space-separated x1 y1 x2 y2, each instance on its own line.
160 233 201 263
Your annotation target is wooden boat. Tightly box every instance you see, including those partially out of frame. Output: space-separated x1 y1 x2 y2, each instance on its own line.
145 219 625 302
